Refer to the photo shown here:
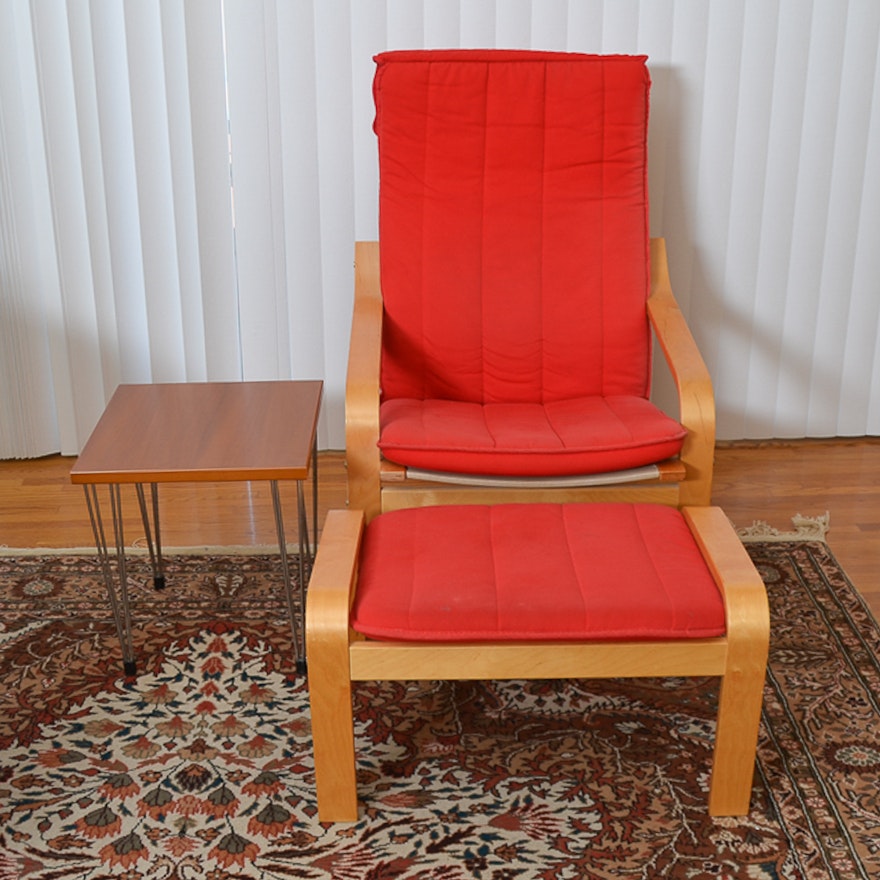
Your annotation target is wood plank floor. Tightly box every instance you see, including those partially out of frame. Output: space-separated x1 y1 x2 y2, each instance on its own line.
712 439 880 615
1 440 878 617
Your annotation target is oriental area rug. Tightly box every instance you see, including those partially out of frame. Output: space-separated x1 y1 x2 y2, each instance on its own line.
1 531 879 879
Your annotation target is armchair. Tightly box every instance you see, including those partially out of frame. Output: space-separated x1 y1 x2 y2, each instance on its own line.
347 51 714 521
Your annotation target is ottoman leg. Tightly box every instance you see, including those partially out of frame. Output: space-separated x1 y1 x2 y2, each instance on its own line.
709 657 767 816
684 506 770 816
305 510 364 822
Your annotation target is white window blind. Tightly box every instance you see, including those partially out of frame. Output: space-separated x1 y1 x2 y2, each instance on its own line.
1 0 879 459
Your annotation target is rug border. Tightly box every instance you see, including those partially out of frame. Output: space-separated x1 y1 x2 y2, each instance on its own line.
735 511 830 543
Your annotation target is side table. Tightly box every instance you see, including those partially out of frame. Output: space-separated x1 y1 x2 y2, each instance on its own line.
70 380 322 675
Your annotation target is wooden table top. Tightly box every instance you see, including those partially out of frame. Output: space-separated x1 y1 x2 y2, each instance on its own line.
70 381 323 484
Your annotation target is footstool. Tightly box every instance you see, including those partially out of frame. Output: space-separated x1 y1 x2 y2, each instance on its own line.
306 503 769 822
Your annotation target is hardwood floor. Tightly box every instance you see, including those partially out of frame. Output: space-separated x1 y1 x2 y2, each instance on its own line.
712 439 880 615
1 440 878 616
0 452 348 551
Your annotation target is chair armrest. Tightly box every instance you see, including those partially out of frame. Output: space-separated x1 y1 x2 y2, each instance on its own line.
648 238 716 506
305 509 365 653
346 242 383 519
305 508 364 821
682 505 770 683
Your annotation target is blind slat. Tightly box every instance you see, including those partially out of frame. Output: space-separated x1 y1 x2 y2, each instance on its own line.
184 0 241 382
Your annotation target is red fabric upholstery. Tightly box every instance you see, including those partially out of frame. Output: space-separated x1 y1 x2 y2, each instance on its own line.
372 50 685 476
350 504 726 642
379 397 686 476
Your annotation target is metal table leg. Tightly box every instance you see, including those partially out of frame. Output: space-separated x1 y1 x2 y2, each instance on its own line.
296 480 313 663
84 461 317 677
83 484 137 676
311 436 319 560
271 480 307 674
135 483 166 590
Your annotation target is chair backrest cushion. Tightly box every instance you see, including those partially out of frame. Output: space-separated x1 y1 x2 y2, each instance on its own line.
374 49 652 405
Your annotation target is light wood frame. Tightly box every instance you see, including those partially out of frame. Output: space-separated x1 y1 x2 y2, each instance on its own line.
306 505 769 822
345 238 716 523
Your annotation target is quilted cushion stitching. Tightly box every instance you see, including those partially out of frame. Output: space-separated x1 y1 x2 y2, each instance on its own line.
600 62 607 395
418 61 431 402
489 508 501 635
545 397 636 447
479 62 489 403
560 506 590 636
540 61 548 405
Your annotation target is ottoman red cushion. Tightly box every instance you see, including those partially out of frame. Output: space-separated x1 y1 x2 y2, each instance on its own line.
350 504 726 642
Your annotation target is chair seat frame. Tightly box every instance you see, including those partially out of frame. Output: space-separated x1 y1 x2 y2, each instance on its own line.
346 238 715 522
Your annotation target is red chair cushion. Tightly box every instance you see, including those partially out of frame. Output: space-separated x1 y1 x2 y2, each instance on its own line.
350 504 726 642
374 50 653 405
378 396 686 476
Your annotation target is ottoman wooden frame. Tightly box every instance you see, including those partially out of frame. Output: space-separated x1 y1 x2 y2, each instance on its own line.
306 505 769 823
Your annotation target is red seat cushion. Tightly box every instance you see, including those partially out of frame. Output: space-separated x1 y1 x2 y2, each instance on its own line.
378 396 686 476
350 504 726 642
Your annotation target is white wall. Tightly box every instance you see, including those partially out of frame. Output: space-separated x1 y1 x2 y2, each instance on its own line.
1 0 878 456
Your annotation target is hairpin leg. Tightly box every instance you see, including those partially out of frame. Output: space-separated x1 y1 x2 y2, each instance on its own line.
83 484 137 676
272 480 307 674
311 435 319 561
135 483 166 590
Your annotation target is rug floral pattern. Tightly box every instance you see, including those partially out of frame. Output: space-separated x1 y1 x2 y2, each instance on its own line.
0 545 878 879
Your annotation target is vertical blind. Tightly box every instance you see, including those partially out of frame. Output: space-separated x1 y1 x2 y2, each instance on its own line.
1 0 879 458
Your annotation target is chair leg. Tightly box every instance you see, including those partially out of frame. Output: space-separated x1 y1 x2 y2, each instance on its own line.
309 656 359 822
708 662 766 816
